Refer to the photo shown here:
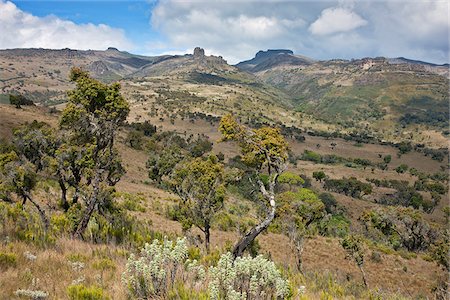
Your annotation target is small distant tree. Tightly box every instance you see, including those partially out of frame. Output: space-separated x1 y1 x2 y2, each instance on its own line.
9 94 34 109
430 230 449 272
312 170 326 182
277 188 326 272
219 114 288 258
341 235 368 287
126 130 144 150
383 155 392 164
169 155 225 252
395 164 408 174
319 192 337 214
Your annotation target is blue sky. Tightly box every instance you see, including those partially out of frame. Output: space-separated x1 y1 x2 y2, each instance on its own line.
1 0 449 64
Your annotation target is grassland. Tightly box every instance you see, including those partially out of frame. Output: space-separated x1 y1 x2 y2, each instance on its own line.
0 103 447 299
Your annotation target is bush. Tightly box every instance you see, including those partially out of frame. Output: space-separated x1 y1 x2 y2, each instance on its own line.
67 284 108 300
10 94 34 108
125 130 144 150
395 164 408 174
122 238 205 299
323 177 372 198
0 252 17 269
208 252 289 300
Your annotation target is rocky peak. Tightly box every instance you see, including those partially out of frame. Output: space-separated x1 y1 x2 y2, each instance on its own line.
193 47 205 59
255 49 293 59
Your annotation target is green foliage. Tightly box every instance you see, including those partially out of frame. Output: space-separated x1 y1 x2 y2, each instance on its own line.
301 150 321 163
148 145 185 183
341 235 365 267
125 130 145 150
383 155 392 164
318 193 337 214
219 114 288 170
319 215 350 238
278 171 304 190
429 230 449 271
168 282 209 300
0 252 17 269
378 184 436 213
397 142 412 155
67 284 109 300
395 164 408 174
169 155 225 251
323 177 372 198
313 171 326 182
10 94 34 108
116 192 146 212
360 207 437 251
129 121 157 137
208 252 289 300
0 202 50 246
188 135 213 158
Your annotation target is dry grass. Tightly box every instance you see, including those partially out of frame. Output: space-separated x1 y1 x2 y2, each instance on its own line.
0 239 128 299
0 104 447 299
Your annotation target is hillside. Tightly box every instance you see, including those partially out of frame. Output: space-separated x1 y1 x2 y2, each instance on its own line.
0 103 448 299
1 47 448 148
236 51 449 147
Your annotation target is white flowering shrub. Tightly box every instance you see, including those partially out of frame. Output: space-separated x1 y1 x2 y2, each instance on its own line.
208 253 289 300
14 289 48 299
122 237 205 299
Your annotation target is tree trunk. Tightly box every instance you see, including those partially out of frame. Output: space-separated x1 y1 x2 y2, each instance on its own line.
295 236 305 274
205 222 210 253
233 176 278 258
24 192 49 230
232 206 275 258
233 196 275 258
73 171 101 238
358 264 368 288
72 187 79 205
58 178 69 211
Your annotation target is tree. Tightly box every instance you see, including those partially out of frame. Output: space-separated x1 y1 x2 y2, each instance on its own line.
277 188 326 272
9 94 34 109
0 151 49 229
219 114 288 258
169 155 225 252
125 130 144 150
383 155 392 164
395 164 408 174
360 207 437 251
61 68 129 238
341 235 368 288
312 171 326 182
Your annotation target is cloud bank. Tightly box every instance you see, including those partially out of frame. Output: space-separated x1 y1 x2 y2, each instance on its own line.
0 0 132 51
150 0 449 64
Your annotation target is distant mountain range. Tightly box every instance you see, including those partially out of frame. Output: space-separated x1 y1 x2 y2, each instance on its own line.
0 47 448 146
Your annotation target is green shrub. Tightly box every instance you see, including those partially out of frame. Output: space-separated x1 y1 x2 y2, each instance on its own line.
67 284 109 300
0 252 17 269
168 282 209 300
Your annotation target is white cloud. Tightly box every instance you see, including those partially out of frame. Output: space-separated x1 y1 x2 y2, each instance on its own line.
0 0 132 50
150 0 308 64
309 7 367 36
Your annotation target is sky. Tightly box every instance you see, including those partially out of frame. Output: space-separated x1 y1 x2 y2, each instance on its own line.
0 0 448 64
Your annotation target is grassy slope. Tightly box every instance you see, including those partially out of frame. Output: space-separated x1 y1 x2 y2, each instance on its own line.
255 62 449 147
0 104 447 299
